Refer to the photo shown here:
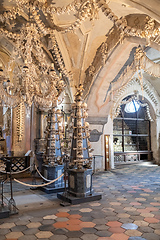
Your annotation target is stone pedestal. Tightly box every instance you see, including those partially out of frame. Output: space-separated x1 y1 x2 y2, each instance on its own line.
40 164 65 193
36 152 44 173
0 206 10 219
57 169 102 205
68 169 93 197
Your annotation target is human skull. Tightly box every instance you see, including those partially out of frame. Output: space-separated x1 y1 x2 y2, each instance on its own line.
77 120 82 127
56 109 61 114
82 102 87 109
83 112 88 118
77 101 82 107
85 122 89 128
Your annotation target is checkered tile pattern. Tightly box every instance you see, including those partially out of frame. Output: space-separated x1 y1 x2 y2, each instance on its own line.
1 163 160 240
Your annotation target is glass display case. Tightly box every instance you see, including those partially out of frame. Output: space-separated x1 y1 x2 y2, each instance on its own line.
113 136 123 152
113 119 122 135
138 136 150 151
124 120 136 135
137 120 149 135
124 136 137 152
113 96 152 163
113 117 151 161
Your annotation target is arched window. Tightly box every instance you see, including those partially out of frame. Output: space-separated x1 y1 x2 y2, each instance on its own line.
124 100 140 113
113 95 151 163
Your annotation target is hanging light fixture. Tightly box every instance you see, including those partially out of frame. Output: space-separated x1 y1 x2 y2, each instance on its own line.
0 1 65 110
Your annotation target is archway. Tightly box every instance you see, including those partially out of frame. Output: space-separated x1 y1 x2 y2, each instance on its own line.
113 94 152 165
110 77 159 166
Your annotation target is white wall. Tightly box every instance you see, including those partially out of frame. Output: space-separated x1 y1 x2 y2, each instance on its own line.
151 115 160 164
90 124 104 172
103 116 114 169
89 116 115 172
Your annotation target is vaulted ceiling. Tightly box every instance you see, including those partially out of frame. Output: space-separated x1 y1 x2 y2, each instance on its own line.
0 0 160 109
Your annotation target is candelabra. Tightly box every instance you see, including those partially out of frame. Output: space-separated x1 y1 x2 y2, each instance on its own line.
41 106 65 193
70 84 93 170
57 85 102 203
45 107 64 166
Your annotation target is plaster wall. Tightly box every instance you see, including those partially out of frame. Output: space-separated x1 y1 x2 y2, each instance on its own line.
88 116 114 172
90 124 104 172
151 115 160 164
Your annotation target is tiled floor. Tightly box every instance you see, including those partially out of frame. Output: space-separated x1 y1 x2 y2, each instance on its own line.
1 161 160 240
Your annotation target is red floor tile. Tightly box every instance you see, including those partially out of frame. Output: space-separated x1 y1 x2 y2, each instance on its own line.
68 214 82 219
56 212 70 217
150 202 160 206
66 219 82 225
53 221 67 228
108 227 125 233
137 209 150 213
80 222 96 228
106 221 122 227
111 233 129 240
65 224 82 231
146 207 159 212
144 217 159 223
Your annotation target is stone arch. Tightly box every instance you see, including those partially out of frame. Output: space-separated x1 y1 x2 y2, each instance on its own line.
85 11 160 107
110 77 159 120
86 38 160 116
110 77 160 164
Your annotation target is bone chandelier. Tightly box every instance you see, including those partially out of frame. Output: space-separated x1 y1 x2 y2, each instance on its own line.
0 0 65 110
